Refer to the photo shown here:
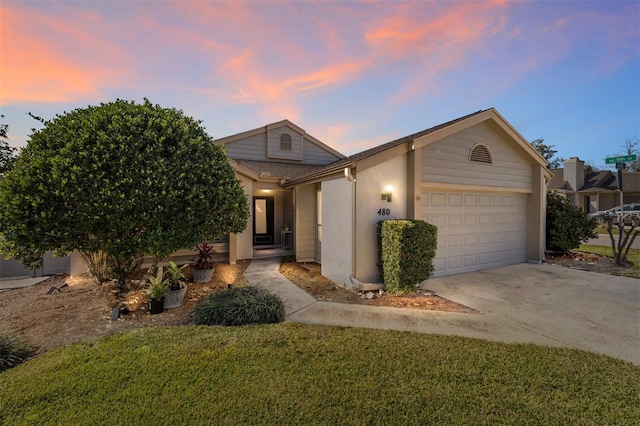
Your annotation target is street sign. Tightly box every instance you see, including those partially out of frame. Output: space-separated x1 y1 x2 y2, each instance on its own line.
606 155 637 164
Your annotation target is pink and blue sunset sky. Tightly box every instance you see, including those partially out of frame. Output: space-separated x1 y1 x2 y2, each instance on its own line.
1 1 638 169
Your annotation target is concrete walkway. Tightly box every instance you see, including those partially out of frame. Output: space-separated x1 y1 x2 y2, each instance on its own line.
245 258 639 366
0 276 48 293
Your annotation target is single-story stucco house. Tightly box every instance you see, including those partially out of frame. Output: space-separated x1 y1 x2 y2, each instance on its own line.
548 157 640 214
219 107 550 287
1 108 551 284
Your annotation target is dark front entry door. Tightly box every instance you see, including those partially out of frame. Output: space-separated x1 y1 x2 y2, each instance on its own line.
254 196 274 245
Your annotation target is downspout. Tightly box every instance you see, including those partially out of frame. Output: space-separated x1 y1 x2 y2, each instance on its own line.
344 167 357 286
344 166 385 291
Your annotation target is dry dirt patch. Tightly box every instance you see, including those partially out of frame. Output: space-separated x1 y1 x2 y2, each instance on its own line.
279 262 473 312
2 253 622 355
0 261 250 354
544 251 632 275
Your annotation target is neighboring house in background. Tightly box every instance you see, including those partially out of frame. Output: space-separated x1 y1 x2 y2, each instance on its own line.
2 108 552 284
548 157 640 214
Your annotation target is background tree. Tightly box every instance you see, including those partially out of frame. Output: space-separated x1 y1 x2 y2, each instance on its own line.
546 192 597 253
0 99 249 290
530 138 565 169
621 137 639 171
592 211 640 266
0 115 18 175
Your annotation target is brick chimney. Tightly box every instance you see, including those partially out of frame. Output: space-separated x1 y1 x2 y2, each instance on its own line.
564 157 585 191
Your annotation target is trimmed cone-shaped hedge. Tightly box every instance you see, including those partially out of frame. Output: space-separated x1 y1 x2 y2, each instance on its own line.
195 286 285 326
377 219 438 294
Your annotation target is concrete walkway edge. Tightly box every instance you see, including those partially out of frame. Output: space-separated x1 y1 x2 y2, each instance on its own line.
244 258 639 365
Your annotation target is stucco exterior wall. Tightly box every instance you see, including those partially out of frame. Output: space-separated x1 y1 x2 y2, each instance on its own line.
321 177 353 287
354 155 408 283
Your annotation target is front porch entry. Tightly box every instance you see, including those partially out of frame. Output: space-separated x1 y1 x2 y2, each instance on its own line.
252 189 294 258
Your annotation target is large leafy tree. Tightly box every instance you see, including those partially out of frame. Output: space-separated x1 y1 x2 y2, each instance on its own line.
0 99 249 288
530 138 565 169
0 115 18 175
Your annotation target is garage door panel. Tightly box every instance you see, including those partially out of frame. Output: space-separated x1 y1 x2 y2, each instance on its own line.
422 190 527 276
448 213 463 227
429 213 446 227
431 192 446 206
448 193 463 206
464 254 477 267
478 232 491 245
464 194 477 206
464 214 477 226
448 234 462 247
447 257 462 270
479 195 491 206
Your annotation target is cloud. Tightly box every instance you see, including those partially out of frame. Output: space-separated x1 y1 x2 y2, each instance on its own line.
0 5 130 105
362 1 509 103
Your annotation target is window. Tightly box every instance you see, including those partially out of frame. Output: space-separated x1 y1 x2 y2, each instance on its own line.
470 144 492 164
280 133 292 151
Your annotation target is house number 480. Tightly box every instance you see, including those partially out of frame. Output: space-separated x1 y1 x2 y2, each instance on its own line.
377 208 391 216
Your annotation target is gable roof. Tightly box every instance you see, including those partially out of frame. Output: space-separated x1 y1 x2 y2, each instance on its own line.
284 108 550 187
216 119 345 160
233 160 327 180
548 168 640 193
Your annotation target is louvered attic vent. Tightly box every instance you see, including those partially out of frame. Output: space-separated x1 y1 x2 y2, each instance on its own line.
470 144 492 164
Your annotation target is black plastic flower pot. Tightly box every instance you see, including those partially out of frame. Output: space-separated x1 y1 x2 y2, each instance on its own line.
149 297 165 314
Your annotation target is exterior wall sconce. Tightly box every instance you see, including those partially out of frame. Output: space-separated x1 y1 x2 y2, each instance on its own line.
381 185 393 202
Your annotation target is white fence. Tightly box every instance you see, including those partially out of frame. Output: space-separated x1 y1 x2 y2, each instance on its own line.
0 252 71 279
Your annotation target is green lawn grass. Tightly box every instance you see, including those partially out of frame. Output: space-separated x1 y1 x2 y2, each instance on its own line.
595 225 619 235
1 324 638 425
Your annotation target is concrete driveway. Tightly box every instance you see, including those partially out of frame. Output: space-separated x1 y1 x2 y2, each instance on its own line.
423 263 639 365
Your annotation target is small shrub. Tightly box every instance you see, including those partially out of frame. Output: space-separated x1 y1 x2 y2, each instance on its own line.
0 333 36 372
377 219 438 294
194 286 285 326
546 192 598 253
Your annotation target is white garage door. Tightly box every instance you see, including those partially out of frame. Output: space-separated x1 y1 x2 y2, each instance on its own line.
421 191 527 276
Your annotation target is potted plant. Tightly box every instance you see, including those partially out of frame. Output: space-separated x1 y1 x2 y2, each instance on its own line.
164 261 188 309
144 267 168 314
191 242 216 283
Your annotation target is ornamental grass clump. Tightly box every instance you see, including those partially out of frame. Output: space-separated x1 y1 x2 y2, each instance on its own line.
0 333 35 372
195 286 285 326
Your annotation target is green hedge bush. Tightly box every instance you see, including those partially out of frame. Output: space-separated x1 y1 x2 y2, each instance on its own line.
377 219 438 294
0 333 35 372
194 286 285 326
546 191 598 253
